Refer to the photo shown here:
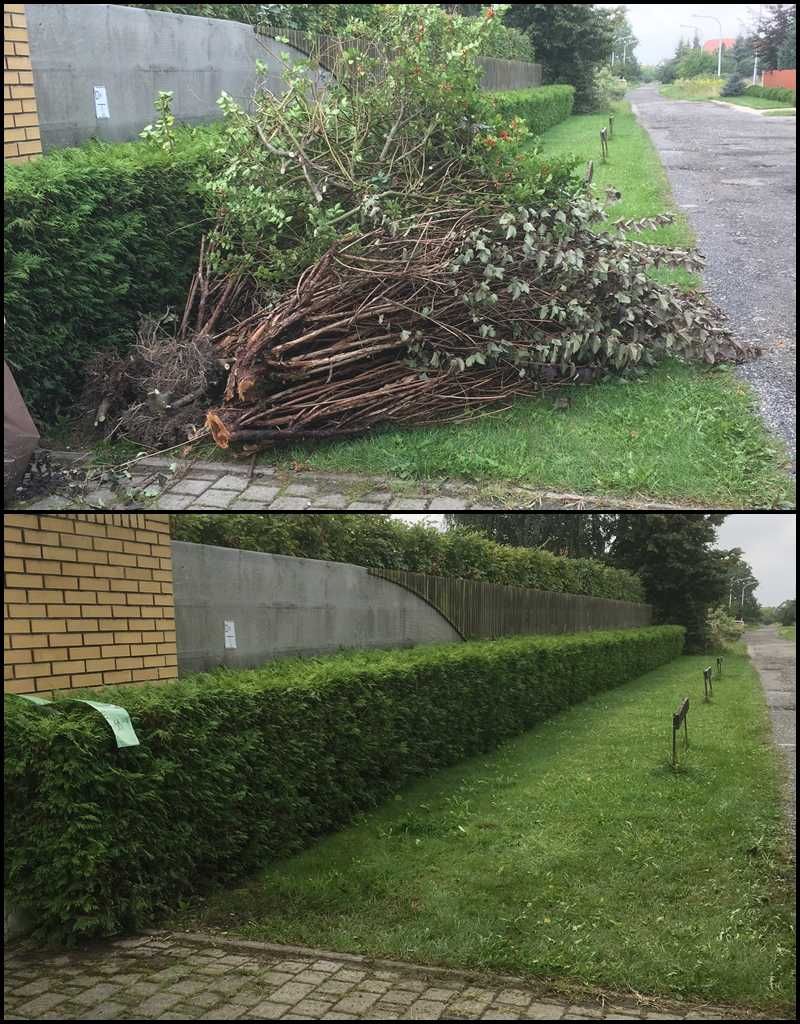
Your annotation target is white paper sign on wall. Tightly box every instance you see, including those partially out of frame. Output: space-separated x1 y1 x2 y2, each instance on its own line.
224 620 237 649
93 86 110 119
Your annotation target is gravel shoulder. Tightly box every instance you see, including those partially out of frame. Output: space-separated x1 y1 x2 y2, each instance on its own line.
629 85 796 460
745 624 796 847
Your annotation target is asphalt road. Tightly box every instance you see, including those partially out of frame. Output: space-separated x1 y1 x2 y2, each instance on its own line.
630 85 796 458
745 624 796 846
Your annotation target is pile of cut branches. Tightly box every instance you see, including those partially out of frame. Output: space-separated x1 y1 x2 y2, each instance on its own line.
85 5 758 451
191 195 755 448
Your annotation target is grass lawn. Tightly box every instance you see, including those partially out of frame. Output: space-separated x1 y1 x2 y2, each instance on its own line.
660 81 722 101
527 100 698 289
172 644 794 1012
266 362 792 507
764 109 796 117
721 96 796 109
777 625 795 641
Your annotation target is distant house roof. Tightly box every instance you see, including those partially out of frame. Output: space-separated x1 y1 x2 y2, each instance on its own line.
702 38 736 53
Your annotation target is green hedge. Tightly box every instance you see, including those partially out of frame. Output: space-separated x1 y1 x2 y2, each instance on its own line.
4 130 218 422
486 84 575 135
171 514 646 602
4 625 684 942
744 84 796 103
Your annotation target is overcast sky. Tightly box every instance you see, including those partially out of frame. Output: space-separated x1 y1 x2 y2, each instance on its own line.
391 513 796 606
597 4 761 64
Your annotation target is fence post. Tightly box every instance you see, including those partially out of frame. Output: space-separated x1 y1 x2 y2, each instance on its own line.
600 127 608 161
608 114 614 139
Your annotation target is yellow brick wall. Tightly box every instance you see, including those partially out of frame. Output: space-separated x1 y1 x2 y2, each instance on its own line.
4 4 42 163
4 513 177 697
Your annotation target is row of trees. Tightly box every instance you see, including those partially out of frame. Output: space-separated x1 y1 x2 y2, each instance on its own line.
444 514 765 652
657 3 796 82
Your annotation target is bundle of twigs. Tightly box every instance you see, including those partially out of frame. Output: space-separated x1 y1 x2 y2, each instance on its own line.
192 198 753 449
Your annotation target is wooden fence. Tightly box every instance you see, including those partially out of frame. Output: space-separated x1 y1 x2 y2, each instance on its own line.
254 25 541 91
369 569 652 639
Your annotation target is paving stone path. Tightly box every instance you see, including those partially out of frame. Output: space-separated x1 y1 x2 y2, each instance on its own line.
3 931 760 1021
17 452 701 512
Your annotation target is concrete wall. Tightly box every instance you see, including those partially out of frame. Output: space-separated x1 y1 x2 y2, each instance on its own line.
26 4 321 150
172 541 462 674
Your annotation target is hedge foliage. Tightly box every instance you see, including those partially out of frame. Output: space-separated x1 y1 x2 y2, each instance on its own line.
4 625 684 942
745 84 796 102
171 514 646 602
4 130 218 422
486 84 575 135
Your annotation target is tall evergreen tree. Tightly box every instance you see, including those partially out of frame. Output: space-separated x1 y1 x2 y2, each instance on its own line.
608 514 729 652
443 514 615 559
504 4 615 111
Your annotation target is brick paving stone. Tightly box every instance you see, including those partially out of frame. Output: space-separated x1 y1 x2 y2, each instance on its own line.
427 497 469 509
73 982 123 1004
136 992 183 1015
330 990 380 1014
270 980 317 1004
170 478 213 495
248 1001 289 1019
316 979 353 996
308 494 349 509
268 496 312 510
293 997 337 1016
150 493 195 510
86 1001 128 1019
423 987 459 1001
212 475 250 491
526 1001 567 1019
295 969 330 985
346 501 387 510
405 997 447 1019
198 1004 246 1019
238 485 280 504
191 488 239 506
12 978 52 996
334 969 367 983
496 989 531 1007
284 483 318 496
383 988 422 1005
359 978 391 993
263 970 300 985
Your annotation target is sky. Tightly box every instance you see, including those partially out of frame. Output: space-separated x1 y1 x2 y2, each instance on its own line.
597 4 761 64
390 513 796 606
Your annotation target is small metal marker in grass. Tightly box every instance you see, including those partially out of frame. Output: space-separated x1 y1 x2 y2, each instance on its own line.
703 665 714 702
600 126 609 161
716 655 723 677
672 697 689 767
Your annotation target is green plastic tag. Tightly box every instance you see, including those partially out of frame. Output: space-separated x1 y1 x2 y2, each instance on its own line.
14 694 140 748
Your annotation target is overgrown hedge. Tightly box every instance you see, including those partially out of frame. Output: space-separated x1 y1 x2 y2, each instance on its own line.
4 625 684 942
487 84 575 135
744 84 796 103
4 130 218 422
171 514 646 602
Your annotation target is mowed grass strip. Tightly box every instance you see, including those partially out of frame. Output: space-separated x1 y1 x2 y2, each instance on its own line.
176 647 794 1012
531 99 697 288
273 363 792 508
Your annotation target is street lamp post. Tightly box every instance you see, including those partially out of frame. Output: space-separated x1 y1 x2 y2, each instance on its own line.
693 13 724 77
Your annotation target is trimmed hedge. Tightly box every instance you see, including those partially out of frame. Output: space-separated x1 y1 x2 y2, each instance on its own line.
744 84 796 103
4 130 218 422
171 514 646 602
4 625 684 942
486 84 575 135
